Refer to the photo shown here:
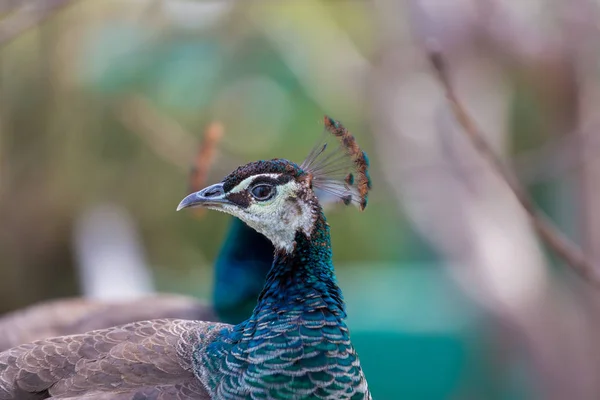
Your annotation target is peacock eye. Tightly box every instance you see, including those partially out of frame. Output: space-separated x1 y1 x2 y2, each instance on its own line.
250 184 276 201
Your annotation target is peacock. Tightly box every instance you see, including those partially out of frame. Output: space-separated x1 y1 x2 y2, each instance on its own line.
0 177 343 350
0 116 372 400
0 128 275 351
0 131 348 349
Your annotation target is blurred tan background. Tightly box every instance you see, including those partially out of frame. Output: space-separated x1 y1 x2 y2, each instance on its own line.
3 0 600 398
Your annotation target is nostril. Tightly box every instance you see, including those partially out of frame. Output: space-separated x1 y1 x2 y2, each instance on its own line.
202 185 224 198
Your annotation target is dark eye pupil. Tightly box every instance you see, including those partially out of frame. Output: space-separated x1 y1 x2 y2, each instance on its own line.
251 185 273 200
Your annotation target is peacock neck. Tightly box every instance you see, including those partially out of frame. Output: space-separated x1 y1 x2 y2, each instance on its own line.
213 218 274 324
195 210 368 400
251 210 346 320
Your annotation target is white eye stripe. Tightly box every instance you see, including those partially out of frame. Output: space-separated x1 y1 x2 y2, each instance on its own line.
232 180 314 253
229 173 282 194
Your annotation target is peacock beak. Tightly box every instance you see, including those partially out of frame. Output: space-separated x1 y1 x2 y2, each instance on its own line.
176 183 230 211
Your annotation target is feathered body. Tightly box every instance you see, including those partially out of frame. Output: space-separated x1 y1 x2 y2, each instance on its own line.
0 116 371 399
0 318 223 399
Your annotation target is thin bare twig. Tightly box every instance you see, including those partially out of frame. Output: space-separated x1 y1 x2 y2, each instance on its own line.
189 122 223 193
188 122 223 218
428 49 600 287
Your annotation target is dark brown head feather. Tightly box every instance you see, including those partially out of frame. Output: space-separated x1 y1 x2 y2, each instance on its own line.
323 116 372 211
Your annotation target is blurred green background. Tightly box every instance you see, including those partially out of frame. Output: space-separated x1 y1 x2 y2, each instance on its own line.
4 1 600 398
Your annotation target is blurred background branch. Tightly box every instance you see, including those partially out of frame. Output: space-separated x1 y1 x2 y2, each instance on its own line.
429 49 600 287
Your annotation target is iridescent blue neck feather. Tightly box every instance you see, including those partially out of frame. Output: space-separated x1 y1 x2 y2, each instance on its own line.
192 210 369 399
213 218 274 324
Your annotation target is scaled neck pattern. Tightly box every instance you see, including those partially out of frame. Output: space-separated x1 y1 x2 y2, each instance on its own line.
192 210 371 399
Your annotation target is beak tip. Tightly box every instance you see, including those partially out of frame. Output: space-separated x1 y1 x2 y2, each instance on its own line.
177 183 227 212
176 196 194 212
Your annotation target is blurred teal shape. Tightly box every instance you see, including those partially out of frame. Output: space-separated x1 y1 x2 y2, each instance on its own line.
352 332 465 399
339 264 533 399
80 24 222 112
148 42 221 111
80 23 154 93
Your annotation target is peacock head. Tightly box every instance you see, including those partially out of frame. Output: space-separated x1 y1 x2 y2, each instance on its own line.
177 116 372 253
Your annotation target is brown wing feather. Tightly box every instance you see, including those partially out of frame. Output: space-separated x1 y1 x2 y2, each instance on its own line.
52 383 208 399
0 299 108 352
0 319 228 399
0 295 216 352
73 295 216 334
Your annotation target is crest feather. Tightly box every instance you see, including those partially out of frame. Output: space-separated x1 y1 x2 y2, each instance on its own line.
301 116 372 211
